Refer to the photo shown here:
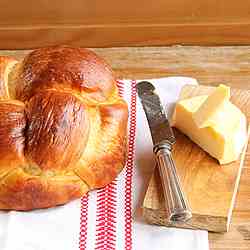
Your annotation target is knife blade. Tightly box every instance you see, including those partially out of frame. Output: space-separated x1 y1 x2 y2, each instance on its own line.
136 80 176 147
136 81 192 222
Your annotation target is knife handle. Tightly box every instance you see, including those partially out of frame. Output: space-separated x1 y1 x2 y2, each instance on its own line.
154 143 192 223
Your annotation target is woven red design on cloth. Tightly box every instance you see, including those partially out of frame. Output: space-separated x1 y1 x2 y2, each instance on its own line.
124 80 136 250
79 194 89 250
95 182 117 250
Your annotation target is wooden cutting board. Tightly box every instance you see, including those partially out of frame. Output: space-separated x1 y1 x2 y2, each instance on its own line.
142 85 250 232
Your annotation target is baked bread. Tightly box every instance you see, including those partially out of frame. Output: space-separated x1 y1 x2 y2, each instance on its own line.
0 46 128 210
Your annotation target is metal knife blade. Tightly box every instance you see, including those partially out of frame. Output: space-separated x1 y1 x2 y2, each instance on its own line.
136 81 175 147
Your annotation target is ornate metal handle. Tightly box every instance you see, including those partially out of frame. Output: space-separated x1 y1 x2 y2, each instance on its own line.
154 143 192 222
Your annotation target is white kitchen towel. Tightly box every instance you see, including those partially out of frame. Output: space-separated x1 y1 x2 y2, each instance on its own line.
0 77 209 250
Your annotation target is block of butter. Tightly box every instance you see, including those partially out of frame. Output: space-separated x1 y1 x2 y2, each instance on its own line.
172 85 247 164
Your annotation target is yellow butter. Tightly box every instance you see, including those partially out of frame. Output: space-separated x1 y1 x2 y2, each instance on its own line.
193 84 230 128
172 90 247 164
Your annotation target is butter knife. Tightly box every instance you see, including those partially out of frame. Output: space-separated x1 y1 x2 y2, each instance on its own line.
136 81 192 222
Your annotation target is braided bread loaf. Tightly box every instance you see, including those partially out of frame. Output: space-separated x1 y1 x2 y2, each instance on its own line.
0 46 128 210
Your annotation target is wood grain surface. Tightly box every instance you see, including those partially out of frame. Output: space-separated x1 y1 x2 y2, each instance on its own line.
1 0 250 48
143 85 250 232
1 46 250 249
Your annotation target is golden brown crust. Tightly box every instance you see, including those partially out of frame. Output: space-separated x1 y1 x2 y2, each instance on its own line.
0 57 18 99
0 101 26 172
0 46 128 210
0 168 88 210
25 90 90 171
75 101 128 188
15 46 117 102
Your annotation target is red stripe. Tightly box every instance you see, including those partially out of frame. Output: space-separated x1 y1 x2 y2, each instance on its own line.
95 81 124 250
124 80 137 250
79 194 89 250
116 80 125 96
95 182 117 250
